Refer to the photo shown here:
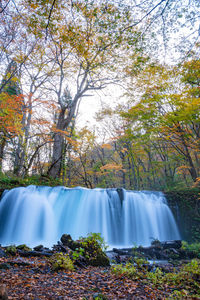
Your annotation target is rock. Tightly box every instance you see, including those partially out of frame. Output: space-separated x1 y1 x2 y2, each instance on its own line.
108 240 188 263
113 248 133 255
5 246 17 256
60 234 80 250
53 242 71 253
33 245 44 251
88 251 110 267
0 284 8 300
161 240 182 249
16 244 32 251
74 255 87 268
17 250 53 257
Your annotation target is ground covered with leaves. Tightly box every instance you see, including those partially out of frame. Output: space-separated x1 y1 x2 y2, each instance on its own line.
1 254 200 299
1 236 200 299
0 254 174 300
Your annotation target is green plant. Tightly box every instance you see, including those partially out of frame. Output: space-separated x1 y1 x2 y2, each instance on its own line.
181 241 200 258
16 244 32 251
49 252 74 271
111 259 200 298
80 233 108 251
0 173 63 190
5 245 17 256
147 267 164 286
78 233 109 266
111 263 139 279
72 247 85 261
133 257 149 269
167 290 190 299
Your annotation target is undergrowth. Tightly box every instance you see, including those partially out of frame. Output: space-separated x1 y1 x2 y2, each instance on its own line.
111 259 200 299
181 241 200 258
0 173 62 189
49 252 74 271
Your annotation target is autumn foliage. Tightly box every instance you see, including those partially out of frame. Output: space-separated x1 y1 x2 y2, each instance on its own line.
0 93 23 137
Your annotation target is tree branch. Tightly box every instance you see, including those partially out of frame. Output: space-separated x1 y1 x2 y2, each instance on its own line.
0 0 11 13
45 0 57 40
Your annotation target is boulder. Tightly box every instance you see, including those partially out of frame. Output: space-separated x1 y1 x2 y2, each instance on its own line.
60 234 80 250
60 234 110 267
88 251 110 267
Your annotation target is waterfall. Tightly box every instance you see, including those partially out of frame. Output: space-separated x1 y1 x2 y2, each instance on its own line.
0 185 180 248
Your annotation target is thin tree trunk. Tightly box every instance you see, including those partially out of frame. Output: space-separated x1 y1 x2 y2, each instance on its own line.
0 136 6 171
48 110 65 178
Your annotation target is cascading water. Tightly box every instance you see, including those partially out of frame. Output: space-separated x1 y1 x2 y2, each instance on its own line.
0 185 180 248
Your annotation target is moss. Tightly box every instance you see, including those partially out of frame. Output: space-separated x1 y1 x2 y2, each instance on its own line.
16 244 32 251
49 252 74 271
165 189 200 243
79 233 110 267
5 246 17 256
0 173 63 191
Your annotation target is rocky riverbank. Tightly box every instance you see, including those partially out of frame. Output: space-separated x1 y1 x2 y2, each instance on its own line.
1 236 200 299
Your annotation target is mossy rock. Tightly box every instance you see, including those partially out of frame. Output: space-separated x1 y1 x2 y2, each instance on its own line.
61 234 80 250
60 233 110 267
16 244 32 251
5 246 17 256
88 251 110 267
79 234 110 267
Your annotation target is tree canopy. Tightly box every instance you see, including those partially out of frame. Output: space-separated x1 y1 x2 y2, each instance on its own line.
0 0 199 189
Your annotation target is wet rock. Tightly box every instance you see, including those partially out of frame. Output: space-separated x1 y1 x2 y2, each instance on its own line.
5 246 17 256
33 245 44 251
60 234 80 250
88 251 110 267
160 240 182 249
16 244 32 251
17 250 53 257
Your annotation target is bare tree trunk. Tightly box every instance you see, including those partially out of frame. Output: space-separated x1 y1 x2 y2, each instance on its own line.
0 136 6 172
13 99 32 176
48 109 65 178
48 93 79 178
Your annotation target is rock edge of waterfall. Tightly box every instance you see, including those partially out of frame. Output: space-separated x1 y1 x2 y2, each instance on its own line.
1 235 199 268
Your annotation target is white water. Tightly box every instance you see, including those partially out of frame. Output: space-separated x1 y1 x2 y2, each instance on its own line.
0 185 180 248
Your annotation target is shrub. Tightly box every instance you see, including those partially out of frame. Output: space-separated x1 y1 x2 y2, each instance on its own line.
111 259 200 298
111 263 139 279
49 252 74 271
181 241 200 258
79 233 108 251
78 233 109 266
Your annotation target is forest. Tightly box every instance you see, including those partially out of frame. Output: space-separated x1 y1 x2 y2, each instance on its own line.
0 0 199 191
0 1 200 299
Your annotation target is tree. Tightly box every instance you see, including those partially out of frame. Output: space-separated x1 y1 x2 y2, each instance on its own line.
120 55 200 184
0 92 23 170
12 44 56 176
0 60 23 170
35 0 142 178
